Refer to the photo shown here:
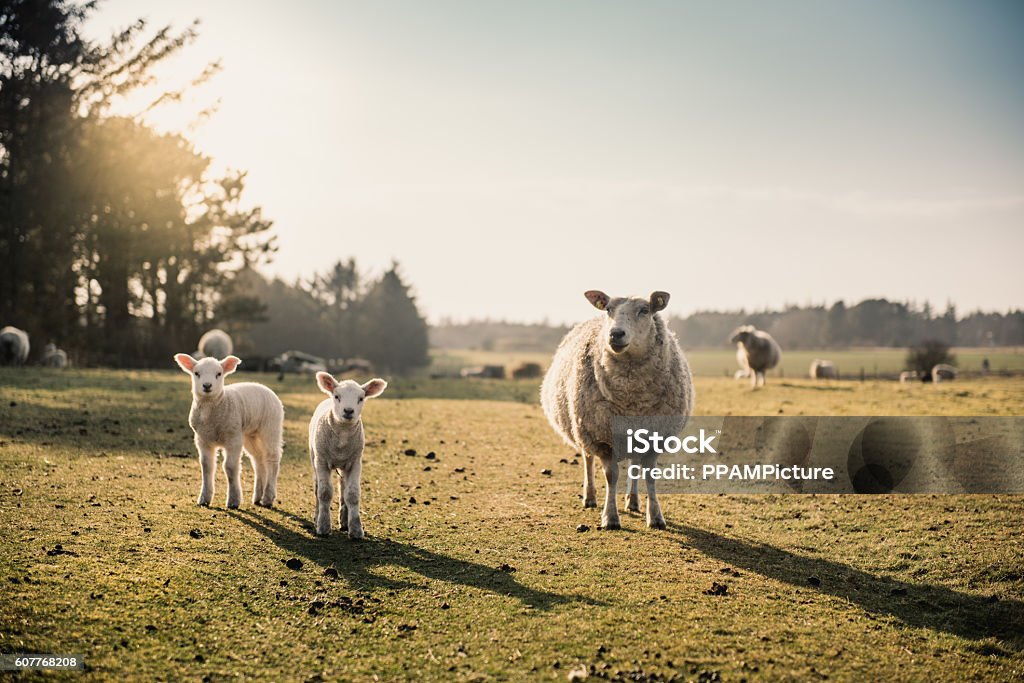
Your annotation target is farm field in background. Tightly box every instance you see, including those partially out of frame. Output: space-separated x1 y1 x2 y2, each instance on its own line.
1 368 1022 681
430 347 1024 379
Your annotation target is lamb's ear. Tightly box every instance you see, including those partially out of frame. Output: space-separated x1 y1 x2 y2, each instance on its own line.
362 378 388 398
316 371 337 395
174 353 197 373
220 355 242 375
650 291 670 313
584 290 610 311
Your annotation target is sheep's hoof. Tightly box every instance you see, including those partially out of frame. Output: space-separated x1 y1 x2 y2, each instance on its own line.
226 503 239 510
625 496 640 513
315 528 331 537
648 518 667 530
583 499 597 509
601 519 621 531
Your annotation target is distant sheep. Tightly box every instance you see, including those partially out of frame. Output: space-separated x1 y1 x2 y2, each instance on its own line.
309 373 387 538
0 326 29 366
541 290 694 530
41 343 68 369
731 325 781 388
899 371 919 384
931 364 957 383
174 354 284 508
512 362 543 379
809 359 837 380
197 329 233 360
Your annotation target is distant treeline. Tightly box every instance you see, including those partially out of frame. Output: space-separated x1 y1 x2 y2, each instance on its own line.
231 262 429 373
432 299 1024 352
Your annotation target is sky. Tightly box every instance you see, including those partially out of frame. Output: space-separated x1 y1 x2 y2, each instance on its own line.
84 0 1024 324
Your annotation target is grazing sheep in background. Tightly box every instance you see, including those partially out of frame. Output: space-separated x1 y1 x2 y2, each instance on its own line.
197 329 233 360
309 372 388 538
173 354 284 508
541 290 694 530
511 362 543 379
0 326 29 366
931 364 957 383
809 359 837 379
899 371 919 384
41 343 68 368
731 325 781 388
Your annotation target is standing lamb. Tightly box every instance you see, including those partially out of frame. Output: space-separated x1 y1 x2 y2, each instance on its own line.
42 343 68 368
308 372 388 538
731 325 781 388
541 290 694 530
0 326 30 366
173 354 284 508
197 329 233 359
809 359 837 379
931 364 957 383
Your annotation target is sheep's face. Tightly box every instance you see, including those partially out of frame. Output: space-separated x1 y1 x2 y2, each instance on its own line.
730 327 755 347
317 373 387 423
174 353 241 399
585 290 669 355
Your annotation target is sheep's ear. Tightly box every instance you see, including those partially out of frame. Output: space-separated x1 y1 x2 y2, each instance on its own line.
220 356 242 375
316 371 337 395
174 353 197 373
584 290 610 311
362 378 388 398
650 291 670 313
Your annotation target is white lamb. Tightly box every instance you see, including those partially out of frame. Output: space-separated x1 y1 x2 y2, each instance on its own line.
309 372 388 538
0 326 29 366
42 343 68 368
174 353 284 508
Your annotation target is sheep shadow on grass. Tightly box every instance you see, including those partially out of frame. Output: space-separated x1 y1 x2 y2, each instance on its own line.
228 507 599 611
667 522 1024 652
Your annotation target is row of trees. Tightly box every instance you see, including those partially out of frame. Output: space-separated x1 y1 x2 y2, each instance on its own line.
1 1 275 365
669 300 1023 349
231 261 429 373
0 2 431 372
431 299 1024 351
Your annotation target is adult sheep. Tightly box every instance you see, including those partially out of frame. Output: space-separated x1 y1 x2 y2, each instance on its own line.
809 359 837 380
541 290 694 530
198 329 233 359
0 326 30 366
931 364 957 383
42 343 68 368
731 325 781 388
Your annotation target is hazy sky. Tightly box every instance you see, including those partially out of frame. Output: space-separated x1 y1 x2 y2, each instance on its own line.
85 1 1024 323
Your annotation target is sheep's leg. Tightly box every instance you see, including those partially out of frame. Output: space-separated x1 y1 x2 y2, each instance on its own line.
314 465 334 536
750 371 758 389
245 436 267 506
582 452 597 508
625 458 640 512
342 460 364 540
223 438 244 509
643 455 666 529
599 452 621 530
338 472 347 531
196 438 216 507
259 421 283 507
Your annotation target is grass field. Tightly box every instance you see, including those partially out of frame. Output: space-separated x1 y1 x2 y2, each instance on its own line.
431 347 1024 379
1 367 1023 681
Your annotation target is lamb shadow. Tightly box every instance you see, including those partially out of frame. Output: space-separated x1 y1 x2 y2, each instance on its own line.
668 522 1024 649
229 507 598 611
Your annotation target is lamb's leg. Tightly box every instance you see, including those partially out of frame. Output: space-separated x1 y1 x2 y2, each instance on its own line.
599 452 621 530
342 460 364 540
582 452 597 508
338 472 347 532
643 455 666 529
259 420 283 507
314 465 333 536
625 458 640 512
750 371 758 389
196 438 216 507
223 438 244 509
245 436 267 506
